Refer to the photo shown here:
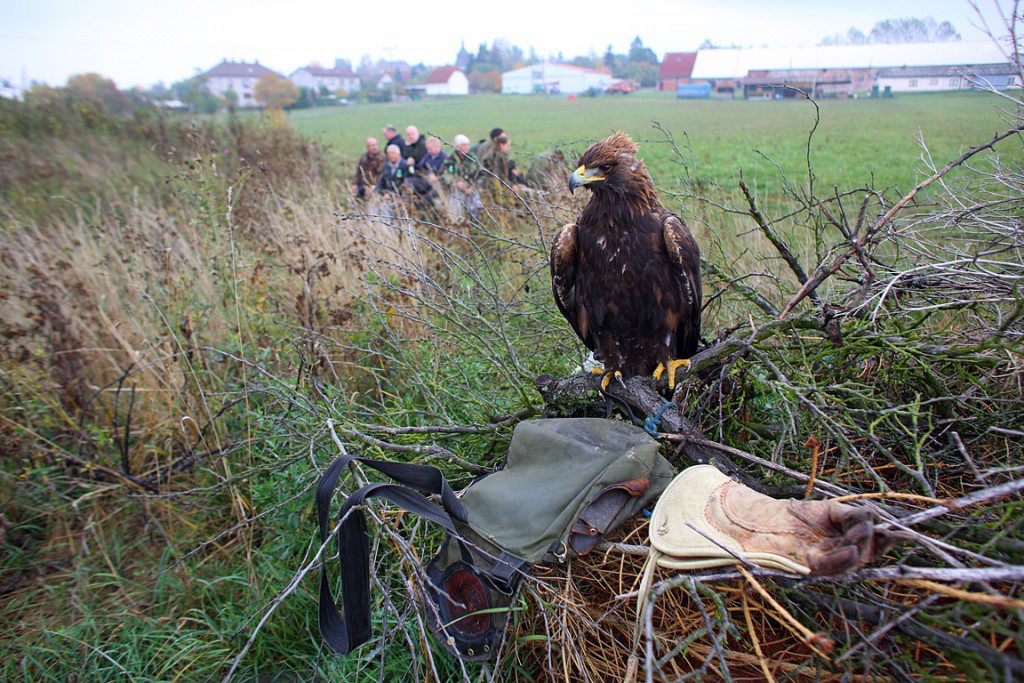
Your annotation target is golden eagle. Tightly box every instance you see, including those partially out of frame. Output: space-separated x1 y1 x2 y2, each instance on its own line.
551 132 701 389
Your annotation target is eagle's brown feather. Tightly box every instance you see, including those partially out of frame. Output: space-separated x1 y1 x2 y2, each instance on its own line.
551 133 701 376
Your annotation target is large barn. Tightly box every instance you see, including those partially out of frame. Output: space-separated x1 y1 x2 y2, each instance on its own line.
501 62 614 95
688 41 1012 98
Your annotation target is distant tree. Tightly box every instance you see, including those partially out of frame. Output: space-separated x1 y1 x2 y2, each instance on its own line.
870 17 960 43
169 75 220 113
628 36 658 65
147 81 172 101
570 55 599 69
696 38 743 50
604 44 616 69
222 87 239 110
476 43 492 66
254 73 299 110
620 62 659 87
821 17 960 45
409 63 431 83
357 54 374 77
470 61 501 76
286 87 315 110
821 28 867 45
66 72 129 113
468 69 501 93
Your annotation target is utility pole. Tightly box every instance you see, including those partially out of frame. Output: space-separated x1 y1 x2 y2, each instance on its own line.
382 46 397 101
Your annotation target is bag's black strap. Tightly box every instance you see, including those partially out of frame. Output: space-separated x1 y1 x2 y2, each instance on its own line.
315 450 467 527
316 452 468 655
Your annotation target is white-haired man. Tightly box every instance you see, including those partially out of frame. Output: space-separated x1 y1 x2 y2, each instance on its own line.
416 136 448 178
378 143 413 195
444 133 483 220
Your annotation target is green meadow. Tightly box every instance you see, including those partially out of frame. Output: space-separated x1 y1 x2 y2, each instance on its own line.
289 89 1020 192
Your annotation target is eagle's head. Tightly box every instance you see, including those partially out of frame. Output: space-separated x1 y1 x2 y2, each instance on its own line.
568 132 657 209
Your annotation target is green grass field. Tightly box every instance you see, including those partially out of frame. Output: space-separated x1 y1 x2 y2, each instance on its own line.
289 90 1020 192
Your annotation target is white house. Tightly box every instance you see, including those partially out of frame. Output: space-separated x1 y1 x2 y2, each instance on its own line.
289 63 361 94
501 62 614 94
422 66 468 96
200 60 280 107
877 63 1019 92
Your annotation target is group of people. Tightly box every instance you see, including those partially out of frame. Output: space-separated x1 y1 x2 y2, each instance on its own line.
352 124 566 219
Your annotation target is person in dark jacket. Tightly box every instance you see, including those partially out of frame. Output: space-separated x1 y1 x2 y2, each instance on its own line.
382 124 405 158
480 134 520 189
416 136 448 177
403 125 428 165
378 143 414 194
352 137 385 197
470 127 504 158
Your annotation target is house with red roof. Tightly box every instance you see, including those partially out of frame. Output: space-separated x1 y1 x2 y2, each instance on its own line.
290 61 361 95
200 60 280 107
416 66 468 96
658 52 697 91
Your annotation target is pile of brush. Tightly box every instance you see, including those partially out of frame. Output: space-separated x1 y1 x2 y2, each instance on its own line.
311 86 1024 680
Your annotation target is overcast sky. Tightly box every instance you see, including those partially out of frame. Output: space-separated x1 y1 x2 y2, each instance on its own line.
0 0 1013 88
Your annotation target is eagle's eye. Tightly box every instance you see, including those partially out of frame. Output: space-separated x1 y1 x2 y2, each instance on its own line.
599 164 612 174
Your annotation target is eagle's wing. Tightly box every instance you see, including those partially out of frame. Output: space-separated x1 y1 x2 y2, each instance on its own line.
550 222 595 351
661 212 702 358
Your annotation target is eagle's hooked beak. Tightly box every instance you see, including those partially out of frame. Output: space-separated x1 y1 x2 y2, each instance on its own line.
569 165 605 194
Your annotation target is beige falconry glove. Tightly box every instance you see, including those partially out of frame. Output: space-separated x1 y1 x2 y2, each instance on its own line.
626 465 890 682
646 464 887 575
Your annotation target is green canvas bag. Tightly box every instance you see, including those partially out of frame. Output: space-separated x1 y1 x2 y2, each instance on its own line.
317 418 675 660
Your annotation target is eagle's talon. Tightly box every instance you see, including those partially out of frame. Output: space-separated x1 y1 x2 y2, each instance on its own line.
600 370 623 392
655 359 691 390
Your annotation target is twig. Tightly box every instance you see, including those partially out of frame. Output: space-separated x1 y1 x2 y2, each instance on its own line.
780 122 1024 317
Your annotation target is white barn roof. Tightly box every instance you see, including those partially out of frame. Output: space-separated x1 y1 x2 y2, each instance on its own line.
691 41 1010 79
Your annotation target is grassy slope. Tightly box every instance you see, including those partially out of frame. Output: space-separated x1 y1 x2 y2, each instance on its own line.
289 90 1021 192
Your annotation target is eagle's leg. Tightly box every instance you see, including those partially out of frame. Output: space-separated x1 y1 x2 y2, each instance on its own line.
653 359 691 390
599 369 624 392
